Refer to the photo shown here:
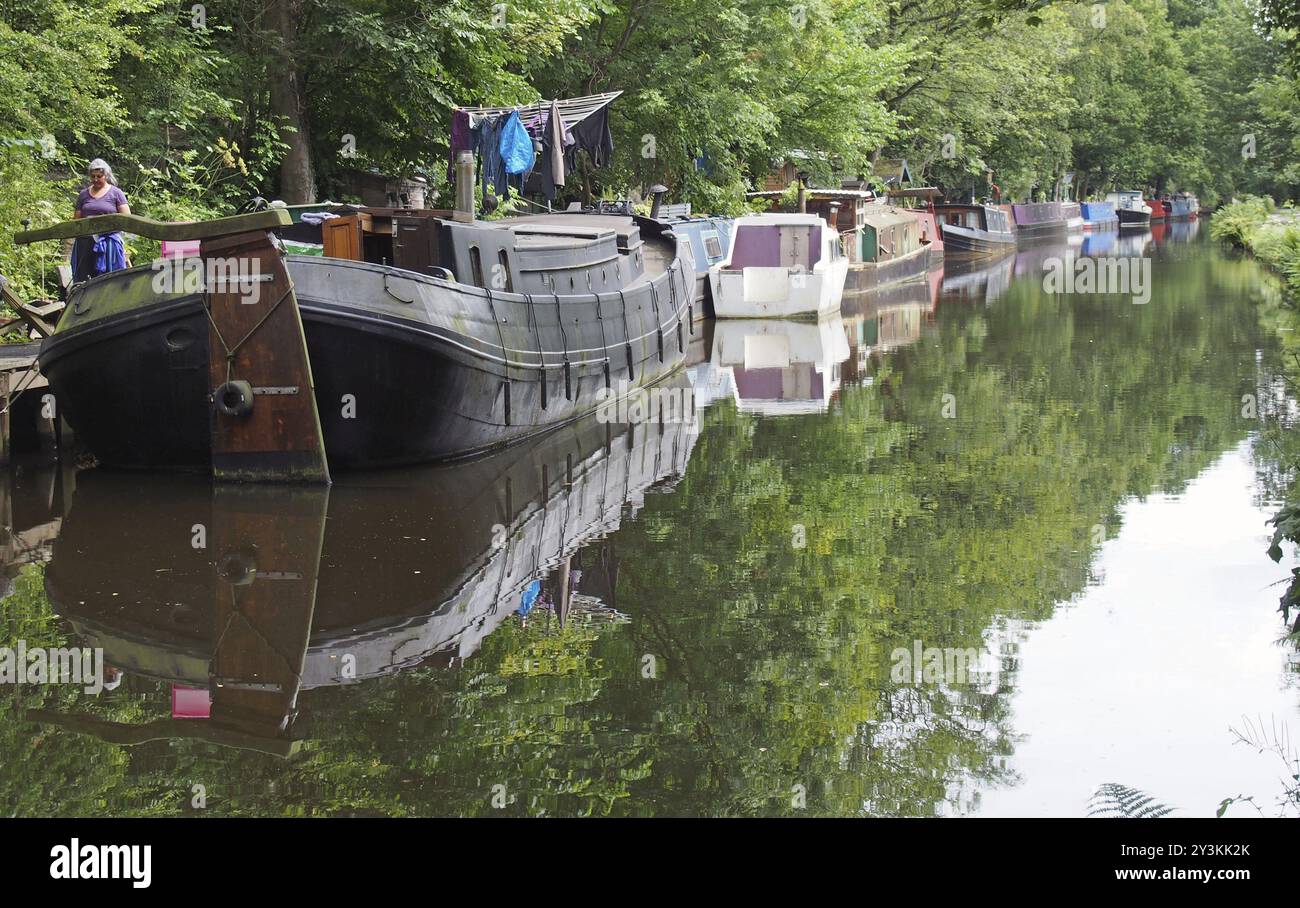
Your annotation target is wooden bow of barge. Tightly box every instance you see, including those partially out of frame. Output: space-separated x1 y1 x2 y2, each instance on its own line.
16 209 332 484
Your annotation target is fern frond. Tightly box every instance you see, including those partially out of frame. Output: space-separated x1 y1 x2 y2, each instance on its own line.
1088 783 1175 818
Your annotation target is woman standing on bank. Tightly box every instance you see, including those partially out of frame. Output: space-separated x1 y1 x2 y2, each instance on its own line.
71 158 131 282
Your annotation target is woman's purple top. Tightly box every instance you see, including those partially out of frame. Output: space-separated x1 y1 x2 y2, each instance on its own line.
76 185 127 218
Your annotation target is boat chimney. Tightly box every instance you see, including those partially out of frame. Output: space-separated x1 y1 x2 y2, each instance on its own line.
648 184 668 219
797 170 809 214
454 151 475 223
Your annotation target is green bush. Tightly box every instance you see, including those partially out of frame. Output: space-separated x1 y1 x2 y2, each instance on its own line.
1208 195 1277 248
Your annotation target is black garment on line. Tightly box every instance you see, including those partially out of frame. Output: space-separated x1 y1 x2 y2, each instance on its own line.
538 107 615 201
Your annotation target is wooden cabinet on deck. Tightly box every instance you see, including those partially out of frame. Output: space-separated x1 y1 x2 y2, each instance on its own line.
322 215 364 261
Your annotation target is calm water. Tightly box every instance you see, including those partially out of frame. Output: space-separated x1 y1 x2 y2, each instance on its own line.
3 220 1299 817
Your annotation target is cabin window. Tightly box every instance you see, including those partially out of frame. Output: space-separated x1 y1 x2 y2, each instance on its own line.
496 250 513 292
703 232 723 260
469 245 484 288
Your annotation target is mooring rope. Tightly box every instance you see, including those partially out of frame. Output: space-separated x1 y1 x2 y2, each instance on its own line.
0 361 45 416
202 282 295 384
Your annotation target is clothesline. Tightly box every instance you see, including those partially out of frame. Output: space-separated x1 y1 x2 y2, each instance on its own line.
458 91 622 131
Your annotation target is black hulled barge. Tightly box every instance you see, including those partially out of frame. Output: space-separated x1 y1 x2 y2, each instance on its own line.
22 201 695 473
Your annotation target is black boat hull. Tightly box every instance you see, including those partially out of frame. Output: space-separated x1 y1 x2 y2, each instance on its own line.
1116 209 1151 228
39 248 696 471
939 224 1017 255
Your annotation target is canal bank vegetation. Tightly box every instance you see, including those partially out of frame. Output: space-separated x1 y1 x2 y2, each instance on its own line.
1210 197 1300 297
1215 199 1300 631
3 0 1300 300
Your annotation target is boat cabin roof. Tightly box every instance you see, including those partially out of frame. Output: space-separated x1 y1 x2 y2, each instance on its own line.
733 212 831 230
747 188 877 203
862 208 917 230
495 213 641 249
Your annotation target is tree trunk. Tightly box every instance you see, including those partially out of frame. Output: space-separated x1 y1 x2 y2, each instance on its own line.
266 0 315 204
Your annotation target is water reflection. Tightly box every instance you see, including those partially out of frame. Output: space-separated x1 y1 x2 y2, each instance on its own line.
700 317 850 415
941 252 1015 306
1080 230 1118 257
31 383 697 755
841 273 941 383
2 224 1297 816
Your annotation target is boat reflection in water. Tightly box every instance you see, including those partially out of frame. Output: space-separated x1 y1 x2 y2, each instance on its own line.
696 316 851 415
0 467 66 601
1162 217 1201 245
839 272 941 383
1080 229 1119 257
1115 229 1154 258
940 250 1015 307
32 376 698 755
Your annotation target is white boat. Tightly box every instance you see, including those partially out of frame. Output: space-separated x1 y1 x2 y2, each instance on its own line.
708 213 848 318
707 315 850 415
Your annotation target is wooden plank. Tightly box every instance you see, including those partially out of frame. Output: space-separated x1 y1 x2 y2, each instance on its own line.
202 230 330 482
0 370 10 468
12 302 59 338
14 209 291 245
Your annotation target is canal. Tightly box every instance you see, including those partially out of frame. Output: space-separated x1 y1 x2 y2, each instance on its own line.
3 220 1298 817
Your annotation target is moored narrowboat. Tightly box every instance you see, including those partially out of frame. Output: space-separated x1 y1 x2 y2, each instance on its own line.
708 213 848 319
1167 192 1198 220
850 204 935 291
1009 201 1069 242
1146 197 1169 221
934 202 1016 255
1081 201 1119 231
27 206 696 472
1106 190 1152 228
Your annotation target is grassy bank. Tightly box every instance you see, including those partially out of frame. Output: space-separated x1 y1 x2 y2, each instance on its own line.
1210 196 1300 297
1216 196 1300 634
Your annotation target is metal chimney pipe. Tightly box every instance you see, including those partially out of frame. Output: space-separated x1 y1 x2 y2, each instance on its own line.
454 151 475 223
648 184 669 219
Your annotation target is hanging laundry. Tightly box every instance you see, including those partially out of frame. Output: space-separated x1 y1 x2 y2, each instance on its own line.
570 105 614 169
499 110 534 177
473 114 511 201
448 108 472 181
547 99 566 189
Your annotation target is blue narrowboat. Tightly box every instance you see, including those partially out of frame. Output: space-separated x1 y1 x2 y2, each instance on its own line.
1081 201 1119 232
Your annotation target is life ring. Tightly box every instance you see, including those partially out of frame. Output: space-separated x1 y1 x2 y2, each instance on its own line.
214 380 254 417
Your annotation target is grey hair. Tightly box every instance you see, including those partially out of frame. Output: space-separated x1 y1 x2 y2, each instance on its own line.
87 158 117 186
